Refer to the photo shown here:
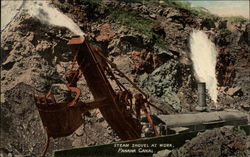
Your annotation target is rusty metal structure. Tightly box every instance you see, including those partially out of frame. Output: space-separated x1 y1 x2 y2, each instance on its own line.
68 36 142 140
34 36 165 156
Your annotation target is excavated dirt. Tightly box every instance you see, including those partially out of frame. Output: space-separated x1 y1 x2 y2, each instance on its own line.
1 0 249 156
170 126 249 157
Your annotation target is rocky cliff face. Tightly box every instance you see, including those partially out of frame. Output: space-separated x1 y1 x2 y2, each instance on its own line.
1 0 249 156
58 0 249 111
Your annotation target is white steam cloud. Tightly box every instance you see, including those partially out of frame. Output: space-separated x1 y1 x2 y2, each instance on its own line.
190 30 218 103
24 1 85 36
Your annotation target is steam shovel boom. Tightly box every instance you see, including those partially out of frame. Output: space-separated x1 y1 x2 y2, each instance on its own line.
68 36 142 140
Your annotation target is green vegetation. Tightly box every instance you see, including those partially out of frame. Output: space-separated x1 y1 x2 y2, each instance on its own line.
189 8 218 21
83 0 248 24
155 36 168 50
223 16 248 24
109 10 155 36
163 1 248 24
120 1 218 21
216 28 231 34
81 0 107 14
117 0 161 5
109 9 168 50
81 0 248 50
82 0 169 49
169 1 218 21
82 0 102 5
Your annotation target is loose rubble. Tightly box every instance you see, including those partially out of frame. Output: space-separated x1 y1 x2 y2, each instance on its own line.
170 126 249 157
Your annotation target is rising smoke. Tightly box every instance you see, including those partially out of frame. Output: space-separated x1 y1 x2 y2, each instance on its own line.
24 1 85 36
190 30 218 103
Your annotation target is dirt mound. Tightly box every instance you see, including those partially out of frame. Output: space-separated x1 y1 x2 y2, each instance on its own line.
170 126 249 157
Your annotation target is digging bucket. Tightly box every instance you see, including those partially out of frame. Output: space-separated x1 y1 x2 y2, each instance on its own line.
34 87 83 138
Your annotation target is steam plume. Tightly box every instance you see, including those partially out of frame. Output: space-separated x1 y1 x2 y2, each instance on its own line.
24 1 85 36
190 30 218 103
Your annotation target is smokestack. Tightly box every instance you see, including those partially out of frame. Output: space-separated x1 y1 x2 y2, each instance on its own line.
198 82 206 107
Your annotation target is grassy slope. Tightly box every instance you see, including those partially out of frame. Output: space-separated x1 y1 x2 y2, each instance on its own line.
83 0 249 51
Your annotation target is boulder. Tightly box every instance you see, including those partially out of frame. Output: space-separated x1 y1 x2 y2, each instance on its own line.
50 84 73 103
227 87 243 97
